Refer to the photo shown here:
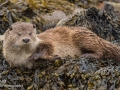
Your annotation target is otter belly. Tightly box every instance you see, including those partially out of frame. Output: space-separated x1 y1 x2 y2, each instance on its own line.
53 42 81 57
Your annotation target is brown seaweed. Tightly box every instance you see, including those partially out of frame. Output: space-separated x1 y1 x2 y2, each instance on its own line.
0 0 74 34
57 4 120 41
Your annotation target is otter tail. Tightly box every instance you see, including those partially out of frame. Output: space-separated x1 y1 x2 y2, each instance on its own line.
102 40 120 61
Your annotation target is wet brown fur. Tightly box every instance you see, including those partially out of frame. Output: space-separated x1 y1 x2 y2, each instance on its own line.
3 22 120 68
35 26 120 61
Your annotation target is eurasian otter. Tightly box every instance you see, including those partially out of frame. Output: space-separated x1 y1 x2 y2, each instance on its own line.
3 22 120 68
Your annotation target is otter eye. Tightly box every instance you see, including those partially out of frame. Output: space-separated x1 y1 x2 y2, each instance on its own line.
33 24 36 28
29 33 32 36
9 26 12 31
18 33 21 36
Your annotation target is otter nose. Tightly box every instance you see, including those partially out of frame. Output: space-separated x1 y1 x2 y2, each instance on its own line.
23 38 30 43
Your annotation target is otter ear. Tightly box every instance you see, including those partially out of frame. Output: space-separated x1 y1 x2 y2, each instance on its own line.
9 26 13 31
33 24 36 29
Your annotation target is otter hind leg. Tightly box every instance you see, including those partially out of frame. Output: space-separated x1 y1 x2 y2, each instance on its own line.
72 31 104 60
80 47 103 59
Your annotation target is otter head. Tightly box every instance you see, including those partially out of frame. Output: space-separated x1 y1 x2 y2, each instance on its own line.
5 22 39 50
3 22 40 68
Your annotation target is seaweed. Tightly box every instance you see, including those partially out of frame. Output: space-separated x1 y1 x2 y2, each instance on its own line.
57 3 120 41
0 0 74 34
0 53 120 89
67 0 120 9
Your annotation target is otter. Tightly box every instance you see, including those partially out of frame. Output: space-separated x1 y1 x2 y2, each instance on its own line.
3 22 120 68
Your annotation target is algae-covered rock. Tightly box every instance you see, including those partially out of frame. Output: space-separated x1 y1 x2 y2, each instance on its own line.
67 0 120 9
0 0 75 34
57 3 120 42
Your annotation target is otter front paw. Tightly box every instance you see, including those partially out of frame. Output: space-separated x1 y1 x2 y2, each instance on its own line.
28 53 41 61
50 55 61 61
